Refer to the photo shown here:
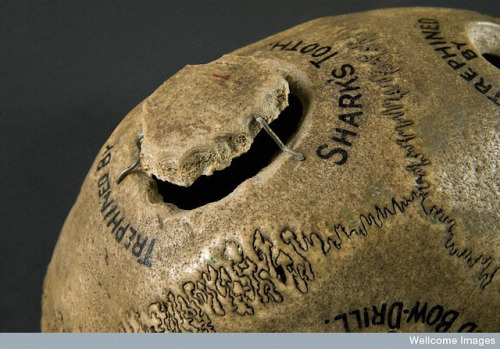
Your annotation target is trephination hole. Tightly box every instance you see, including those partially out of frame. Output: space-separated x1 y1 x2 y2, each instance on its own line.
467 21 500 69
153 95 304 210
482 53 500 69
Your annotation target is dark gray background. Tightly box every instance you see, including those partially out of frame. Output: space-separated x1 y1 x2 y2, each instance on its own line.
1 0 499 332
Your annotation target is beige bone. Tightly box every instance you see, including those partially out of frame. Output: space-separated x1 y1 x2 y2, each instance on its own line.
42 7 500 332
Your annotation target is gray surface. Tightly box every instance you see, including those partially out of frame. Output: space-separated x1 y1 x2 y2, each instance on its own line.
1 333 500 349
1 0 499 332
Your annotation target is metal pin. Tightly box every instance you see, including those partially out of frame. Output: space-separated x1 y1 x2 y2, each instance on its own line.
116 133 144 184
255 116 305 161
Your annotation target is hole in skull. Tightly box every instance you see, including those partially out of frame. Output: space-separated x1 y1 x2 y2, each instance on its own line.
153 94 304 210
482 53 500 69
467 21 500 69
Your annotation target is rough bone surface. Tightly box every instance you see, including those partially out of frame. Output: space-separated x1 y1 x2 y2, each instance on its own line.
42 7 500 333
141 55 289 186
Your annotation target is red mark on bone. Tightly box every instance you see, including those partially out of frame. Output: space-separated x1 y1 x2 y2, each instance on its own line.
213 73 231 80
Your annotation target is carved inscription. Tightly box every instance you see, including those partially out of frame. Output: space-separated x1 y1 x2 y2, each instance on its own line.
417 18 500 108
347 28 499 288
326 301 484 332
316 63 364 164
268 34 367 165
412 17 500 286
268 40 339 69
96 145 156 267
121 28 498 332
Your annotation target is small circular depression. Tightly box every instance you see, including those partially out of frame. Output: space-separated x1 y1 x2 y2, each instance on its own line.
467 21 500 69
153 94 304 210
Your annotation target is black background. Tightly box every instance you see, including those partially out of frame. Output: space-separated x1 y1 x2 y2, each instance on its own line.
1 0 499 332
